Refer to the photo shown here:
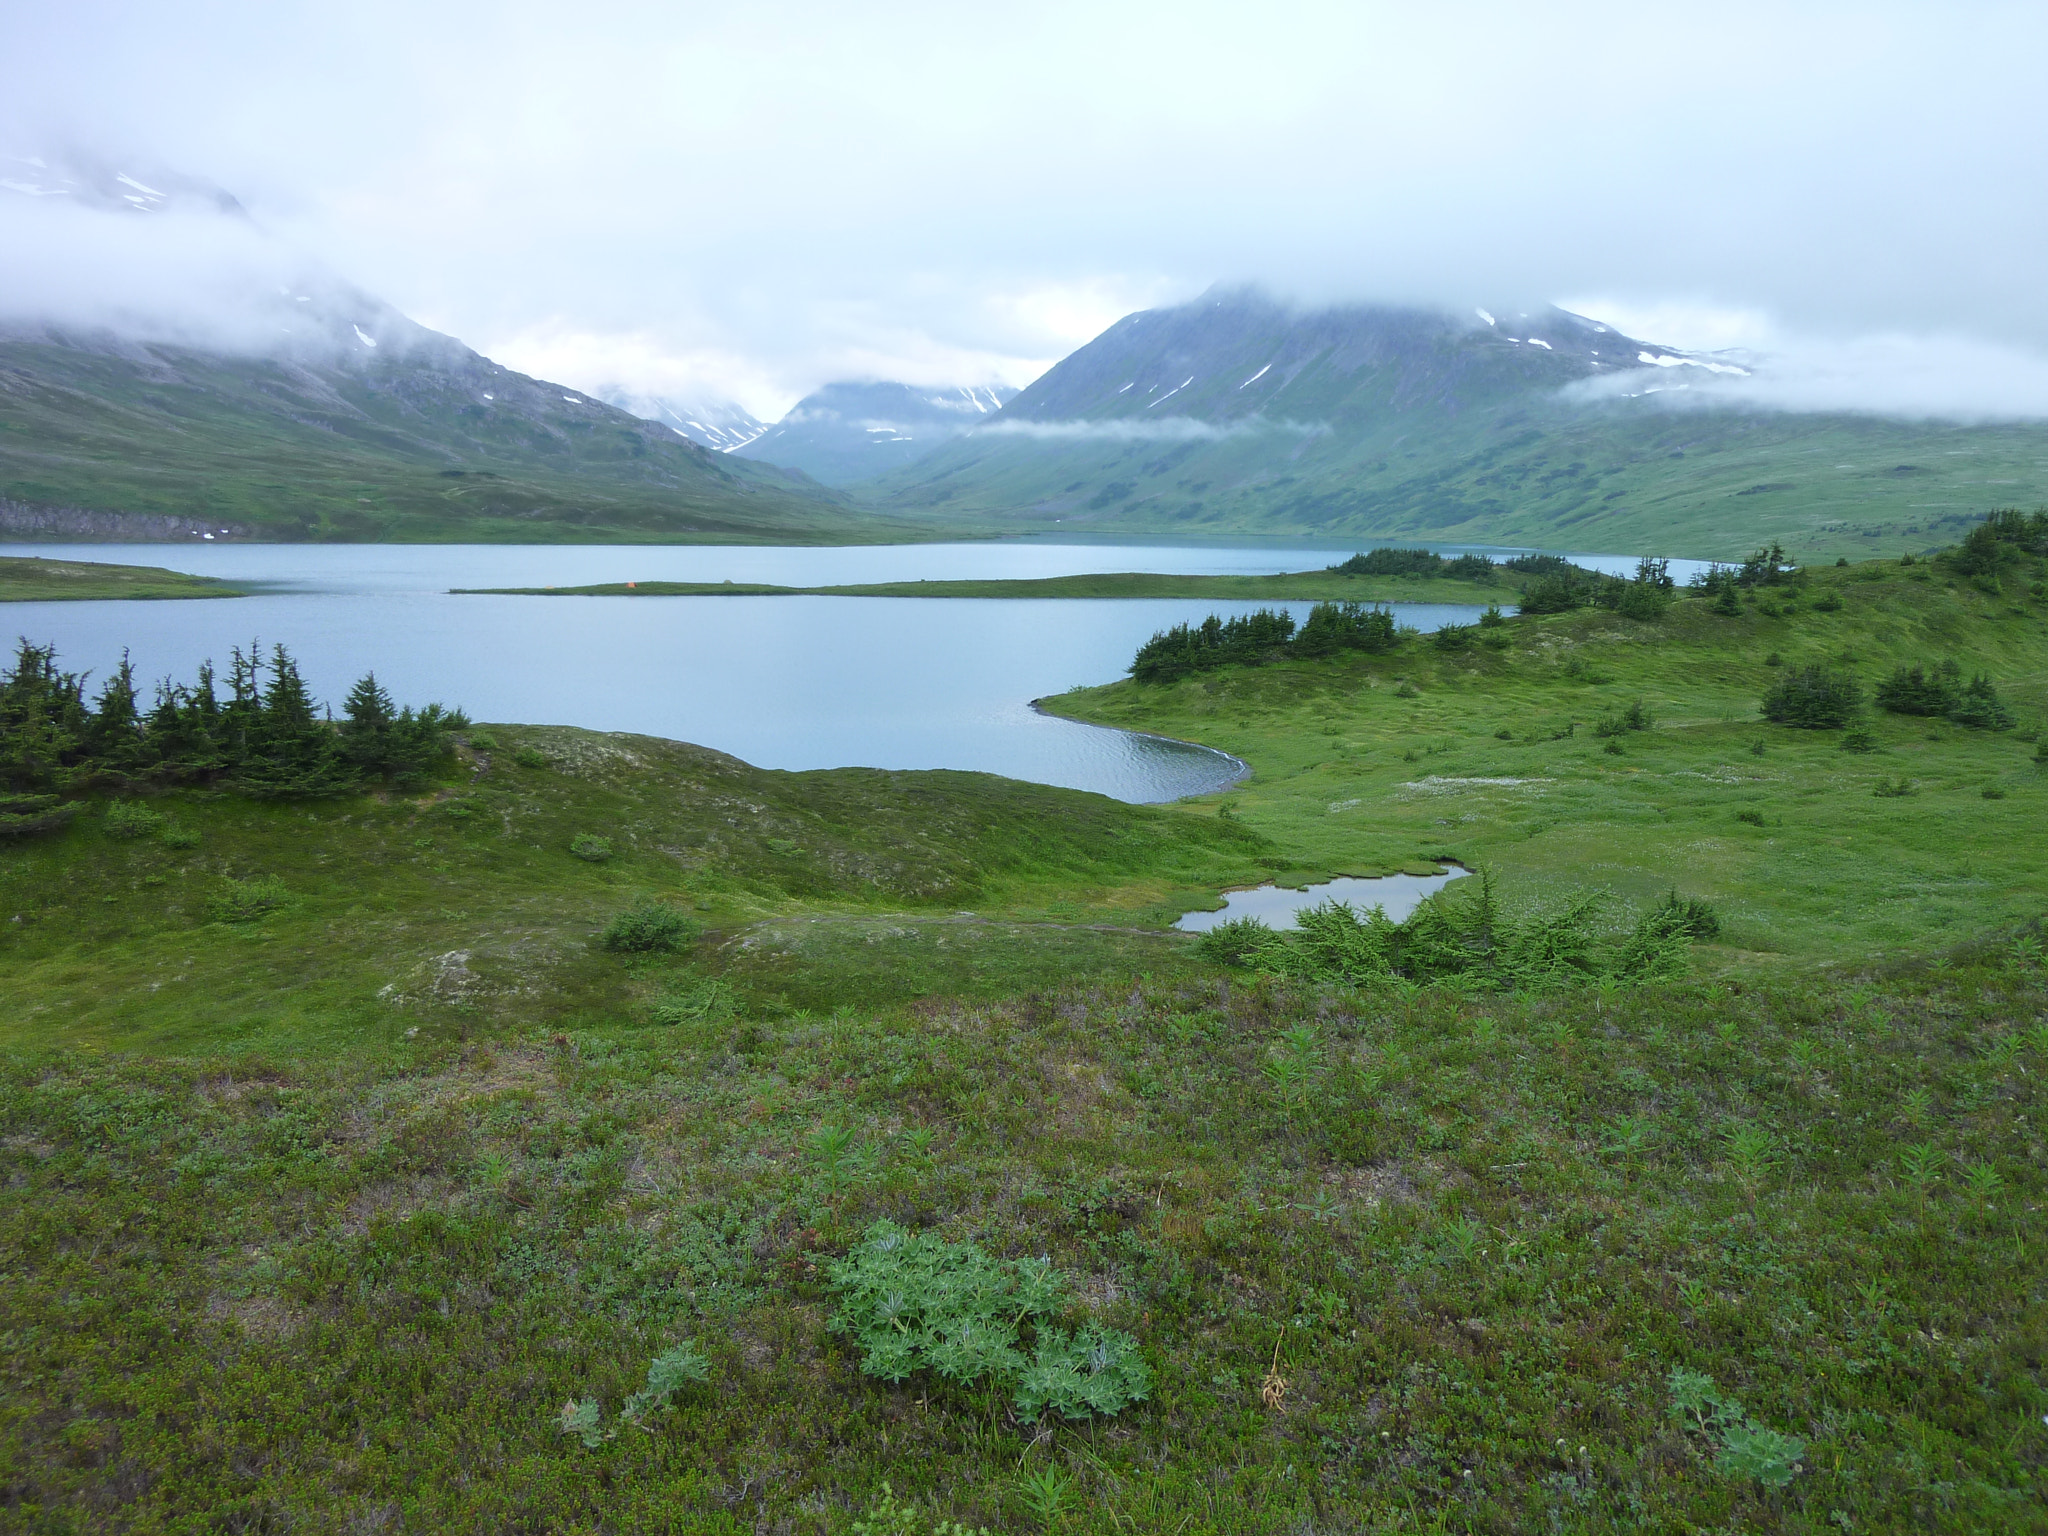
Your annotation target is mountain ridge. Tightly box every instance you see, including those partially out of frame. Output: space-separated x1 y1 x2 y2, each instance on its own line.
736 380 1017 486
863 290 2048 559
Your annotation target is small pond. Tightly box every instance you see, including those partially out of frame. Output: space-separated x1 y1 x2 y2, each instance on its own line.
1176 867 1472 932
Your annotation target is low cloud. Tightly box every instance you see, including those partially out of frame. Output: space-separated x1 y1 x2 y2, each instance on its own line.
1566 330 2048 423
0 191 337 352
975 414 1327 443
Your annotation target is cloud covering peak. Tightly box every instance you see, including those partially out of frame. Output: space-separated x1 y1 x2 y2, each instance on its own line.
4 2 2046 418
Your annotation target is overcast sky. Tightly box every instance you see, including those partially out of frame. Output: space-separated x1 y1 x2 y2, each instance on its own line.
4 0 2046 419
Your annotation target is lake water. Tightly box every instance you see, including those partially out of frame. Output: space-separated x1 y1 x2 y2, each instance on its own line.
1176 868 1473 931
4 541 1546 802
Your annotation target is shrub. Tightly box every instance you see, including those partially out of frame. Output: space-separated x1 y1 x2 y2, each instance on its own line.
466 731 499 751
1760 665 1862 728
1667 1368 1805 1491
1615 581 1669 621
208 875 293 923
653 977 736 1025
1593 699 1653 737
1478 604 1506 627
159 821 201 849
103 799 166 839
1194 878 1699 990
850 1483 988 1536
621 1342 711 1427
0 793 75 839
1839 729 1878 753
826 1220 1149 1421
1432 622 1474 652
1014 1325 1153 1420
1195 915 1280 968
1519 575 1579 613
1947 674 2015 731
569 834 612 862
1735 809 1766 826
599 901 699 953
510 746 548 769
1873 775 1915 798
1649 891 1720 940
1392 681 1421 699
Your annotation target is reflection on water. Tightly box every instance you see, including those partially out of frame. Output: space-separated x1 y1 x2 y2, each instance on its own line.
1177 868 1472 931
0 543 1498 804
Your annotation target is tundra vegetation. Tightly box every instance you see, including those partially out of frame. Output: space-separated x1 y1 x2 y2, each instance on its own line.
1 515 2046 1531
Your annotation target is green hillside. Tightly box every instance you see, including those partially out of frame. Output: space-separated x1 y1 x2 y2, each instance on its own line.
0 331 919 545
865 294 2048 560
1046 549 2048 963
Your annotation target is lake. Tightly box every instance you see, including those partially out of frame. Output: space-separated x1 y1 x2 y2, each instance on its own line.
2 540 1587 801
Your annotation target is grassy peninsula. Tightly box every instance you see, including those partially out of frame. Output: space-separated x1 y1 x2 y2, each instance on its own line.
452 569 1517 603
0 554 246 601
452 549 1535 605
4 531 2047 1531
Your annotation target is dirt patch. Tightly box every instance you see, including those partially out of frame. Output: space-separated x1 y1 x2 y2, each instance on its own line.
207 1293 307 1340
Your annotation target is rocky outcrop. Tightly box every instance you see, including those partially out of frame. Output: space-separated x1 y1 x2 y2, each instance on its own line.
0 497 253 542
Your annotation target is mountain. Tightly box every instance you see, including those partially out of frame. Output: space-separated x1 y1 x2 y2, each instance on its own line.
598 390 769 453
0 155 897 544
735 381 1017 486
866 289 2048 560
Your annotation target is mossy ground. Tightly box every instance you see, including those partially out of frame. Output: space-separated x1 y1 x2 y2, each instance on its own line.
3 954 2043 1531
3 555 2046 1532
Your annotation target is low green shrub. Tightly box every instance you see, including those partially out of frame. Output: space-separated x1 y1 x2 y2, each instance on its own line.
1877 659 2014 729
465 731 500 751
1649 891 1721 940
208 875 293 923
1839 728 1878 753
159 821 201 849
569 834 612 862
851 1483 988 1536
653 977 735 1025
599 901 698 954
1735 808 1767 826
1667 1368 1805 1491
1615 581 1669 621
103 800 166 839
1593 699 1652 737
1760 665 1862 728
0 793 75 839
826 1220 1149 1422
621 1342 711 1427
1198 877 1696 990
511 746 548 769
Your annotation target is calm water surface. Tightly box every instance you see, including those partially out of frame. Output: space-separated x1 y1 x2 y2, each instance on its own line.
1176 869 1473 931
6 542 1542 801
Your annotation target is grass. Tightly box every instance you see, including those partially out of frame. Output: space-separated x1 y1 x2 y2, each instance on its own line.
0 727 1271 1058
0 555 246 602
2 944 2043 1530
1045 555 2048 967
450 569 1518 604
6 553 2048 1530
